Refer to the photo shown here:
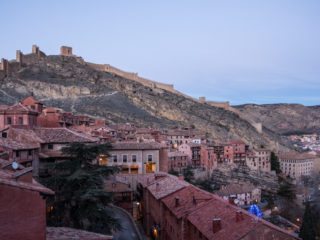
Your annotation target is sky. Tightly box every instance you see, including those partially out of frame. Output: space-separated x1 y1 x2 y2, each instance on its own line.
1 0 320 105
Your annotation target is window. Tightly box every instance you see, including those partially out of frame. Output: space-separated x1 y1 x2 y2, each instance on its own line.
16 151 20 157
7 117 12 125
113 155 117 162
19 117 23 125
28 150 32 156
1 132 7 138
48 144 53 150
123 155 127 162
132 155 137 162
148 155 153 162
31 105 35 110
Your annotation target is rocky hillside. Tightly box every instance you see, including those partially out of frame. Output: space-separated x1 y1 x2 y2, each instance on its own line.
234 104 320 135
0 54 292 150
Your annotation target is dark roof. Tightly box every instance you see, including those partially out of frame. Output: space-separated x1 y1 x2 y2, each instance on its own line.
33 128 98 143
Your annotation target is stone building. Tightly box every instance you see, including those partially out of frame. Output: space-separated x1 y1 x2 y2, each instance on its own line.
0 103 39 129
101 142 168 174
215 183 261 205
278 151 316 181
246 148 271 172
168 151 188 172
229 140 247 165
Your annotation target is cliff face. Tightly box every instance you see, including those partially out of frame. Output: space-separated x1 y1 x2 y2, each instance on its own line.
234 104 320 135
0 55 291 150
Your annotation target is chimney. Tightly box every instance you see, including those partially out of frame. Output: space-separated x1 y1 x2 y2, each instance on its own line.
156 183 160 192
236 210 244 222
193 195 197 205
212 218 221 233
175 197 180 207
178 174 184 181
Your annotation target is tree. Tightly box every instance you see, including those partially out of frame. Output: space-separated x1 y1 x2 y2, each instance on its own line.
277 179 296 201
182 165 195 183
271 152 281 174
299 202 317 240
168 169 179 176
39 142 121 234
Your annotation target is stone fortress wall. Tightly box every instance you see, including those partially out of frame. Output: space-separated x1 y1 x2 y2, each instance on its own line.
0 45 46 79
0 45 262 133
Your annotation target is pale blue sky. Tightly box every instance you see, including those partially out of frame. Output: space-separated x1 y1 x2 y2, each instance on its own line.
1 0 320 105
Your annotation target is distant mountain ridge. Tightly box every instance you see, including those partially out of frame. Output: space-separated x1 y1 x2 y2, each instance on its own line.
234 104 320 135
0 45 293 151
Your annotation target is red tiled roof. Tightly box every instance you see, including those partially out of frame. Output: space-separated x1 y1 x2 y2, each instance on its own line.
187 195 296 240
1 103 39 115
162 185 213 219
147 175 189 200
278 151 318 160
0 137 39 150
47 227 112 240
0 168 54 195
112 141 163 150
215 184 257 197
137 172 168 188
33 127 98 143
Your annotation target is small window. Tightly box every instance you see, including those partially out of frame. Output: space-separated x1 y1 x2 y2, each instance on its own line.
113 155 117 162
1 132 7 138
148 155 152 162
31 105 35 110
48 144 54 150
16 151 20 157
19 117 23 125
28 150 32 156
7 117 12 125
123 155 127 162
132 155 137 162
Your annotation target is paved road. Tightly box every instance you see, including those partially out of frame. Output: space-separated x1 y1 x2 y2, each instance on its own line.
113 209 139 240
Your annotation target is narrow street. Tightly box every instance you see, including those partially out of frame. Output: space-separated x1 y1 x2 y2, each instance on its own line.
112 208 139 240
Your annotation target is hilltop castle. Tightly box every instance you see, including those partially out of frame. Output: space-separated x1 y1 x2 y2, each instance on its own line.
0 45 262 133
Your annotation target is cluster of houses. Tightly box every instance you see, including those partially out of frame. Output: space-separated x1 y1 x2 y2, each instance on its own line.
1 96 318 182
136 172 296 240
0 96 307 239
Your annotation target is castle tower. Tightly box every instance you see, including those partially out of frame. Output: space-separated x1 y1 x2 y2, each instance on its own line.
32 45 40 56
0 58 9 76
60 46 73 56
199 97 206 103
16 50 22 64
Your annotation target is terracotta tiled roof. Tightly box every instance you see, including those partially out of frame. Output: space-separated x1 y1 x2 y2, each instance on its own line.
47 227 112 240
187 195 296 240
111 141 162 150
278 151 318 160
0 159 25 170
137 172 168 188
215 184 257 197
147 174 189 200
1 103 39 115
162 185 213 219
0 137 39 150
33 127 98 143
0 168 54 195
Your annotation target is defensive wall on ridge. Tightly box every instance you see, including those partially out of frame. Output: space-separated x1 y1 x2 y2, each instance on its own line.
0 45 263 133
